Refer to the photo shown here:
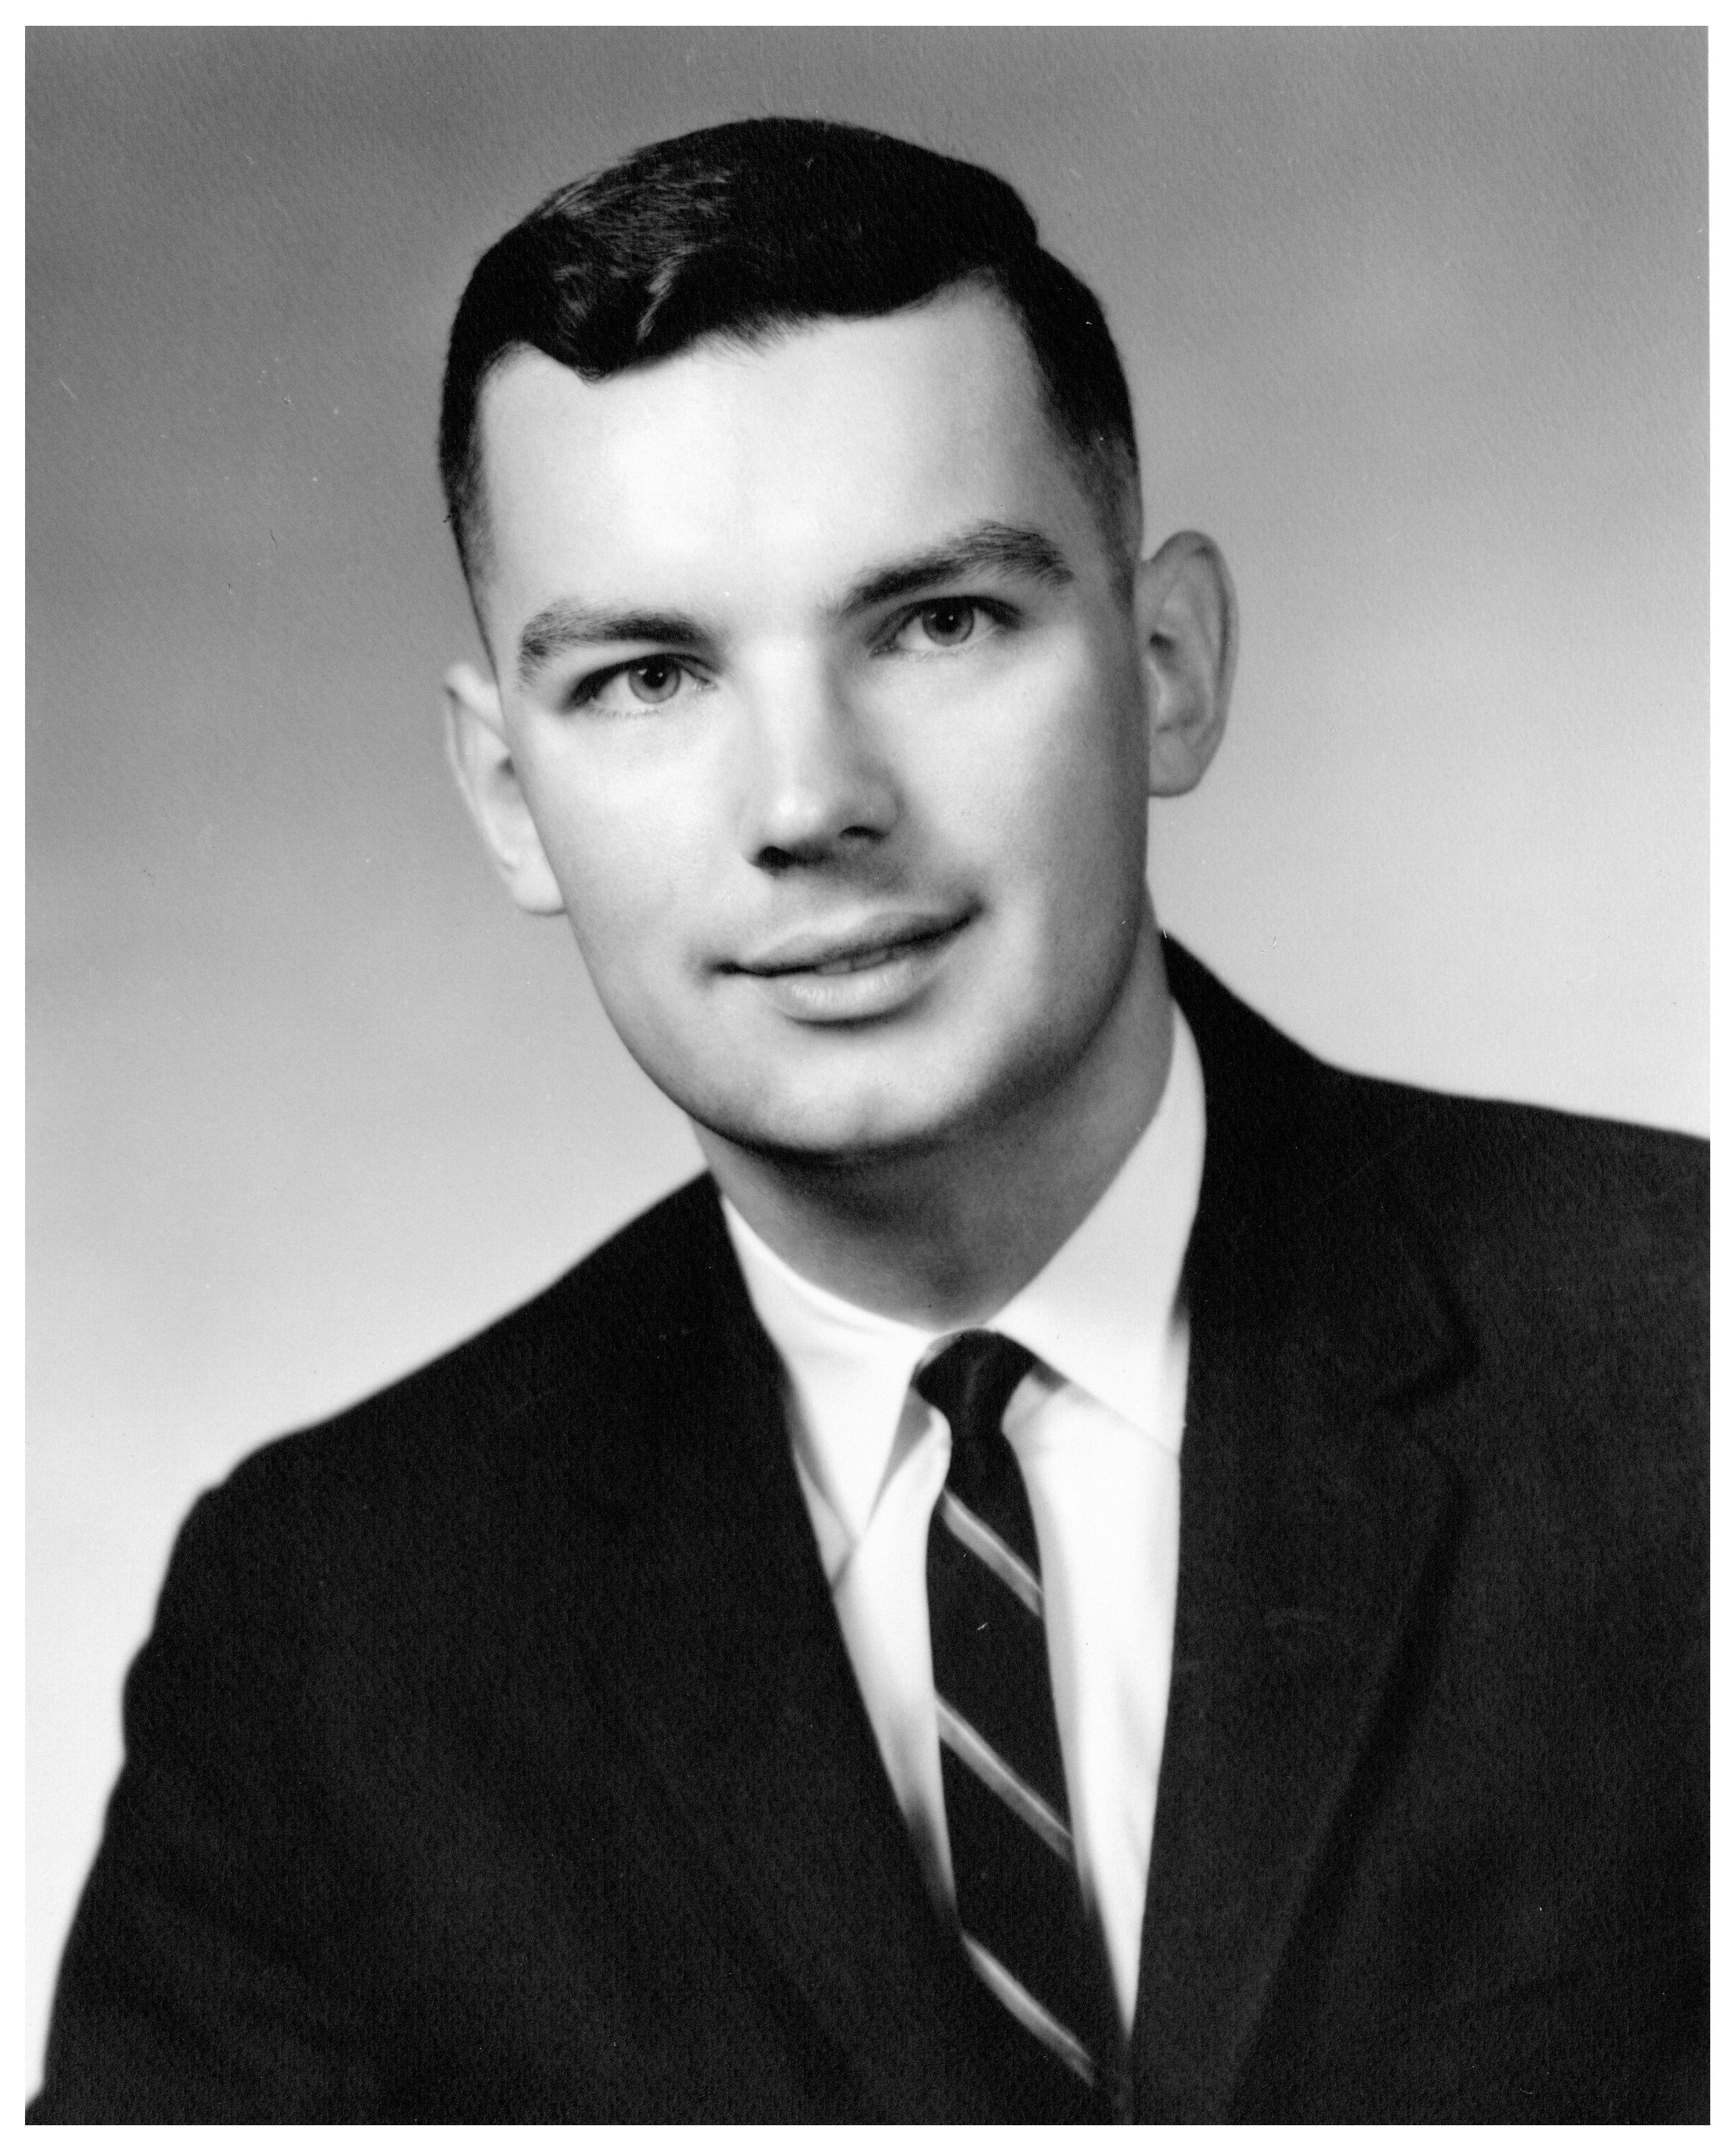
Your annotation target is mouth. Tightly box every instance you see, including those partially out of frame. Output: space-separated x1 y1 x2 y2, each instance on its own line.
724 909 973 1022
734 911 971 978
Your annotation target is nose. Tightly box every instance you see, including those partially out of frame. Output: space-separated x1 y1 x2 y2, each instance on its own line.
735 653 897 871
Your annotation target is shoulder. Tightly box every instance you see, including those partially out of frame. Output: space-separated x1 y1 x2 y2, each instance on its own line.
1170 936 1706 1304
183 1172 729 1597
1170 938 1706 1516
116 1172 745 1839
1307 1062 1705 1606
1315 1062 1707 1354
1316 1059 1706 1280
1331 1067 1704 1456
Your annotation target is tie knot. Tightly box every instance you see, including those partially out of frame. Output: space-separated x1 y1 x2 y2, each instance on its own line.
916 1330 1039 1453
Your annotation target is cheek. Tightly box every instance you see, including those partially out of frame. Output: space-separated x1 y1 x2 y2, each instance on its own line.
971 660 1149 898
521 761 700 975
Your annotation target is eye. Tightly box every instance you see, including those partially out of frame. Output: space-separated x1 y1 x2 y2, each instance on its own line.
621 657 683 703
887 598 1008 655
916 600 978 647
573 656 706 714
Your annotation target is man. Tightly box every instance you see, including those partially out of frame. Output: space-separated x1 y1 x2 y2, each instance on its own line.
31 118 1706 2123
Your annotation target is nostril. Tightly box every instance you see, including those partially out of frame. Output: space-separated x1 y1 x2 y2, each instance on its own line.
753 822 888 874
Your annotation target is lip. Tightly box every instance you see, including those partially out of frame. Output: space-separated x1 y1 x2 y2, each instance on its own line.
724 909 972 1023
734 910 971 977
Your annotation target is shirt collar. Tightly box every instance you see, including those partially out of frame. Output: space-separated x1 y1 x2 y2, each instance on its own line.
722 1207 933 1544
723 1004 1206 1537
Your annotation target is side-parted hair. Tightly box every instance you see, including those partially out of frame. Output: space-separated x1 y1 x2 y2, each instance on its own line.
439 117 1140 586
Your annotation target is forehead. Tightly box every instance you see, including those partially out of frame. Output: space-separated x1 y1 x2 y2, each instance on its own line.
471 292 1101 636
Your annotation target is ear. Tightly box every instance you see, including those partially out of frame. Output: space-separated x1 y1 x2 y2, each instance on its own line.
1134 530 1237 797
442 662 567 916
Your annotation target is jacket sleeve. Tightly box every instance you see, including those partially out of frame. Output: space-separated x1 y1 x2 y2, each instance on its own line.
29 1481 378 2122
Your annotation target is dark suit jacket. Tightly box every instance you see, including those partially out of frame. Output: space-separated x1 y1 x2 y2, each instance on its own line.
31 944 1707 2122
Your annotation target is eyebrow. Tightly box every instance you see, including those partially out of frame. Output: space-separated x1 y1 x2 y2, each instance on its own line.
837 519 1075 614
514 519 1074 689
518 606 708 689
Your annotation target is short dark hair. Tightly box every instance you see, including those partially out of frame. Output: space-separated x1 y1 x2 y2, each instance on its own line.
439 117 1140 586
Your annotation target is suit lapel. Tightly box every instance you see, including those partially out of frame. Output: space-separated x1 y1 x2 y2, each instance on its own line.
560 1187 1047 2119
1130 949 1468 2120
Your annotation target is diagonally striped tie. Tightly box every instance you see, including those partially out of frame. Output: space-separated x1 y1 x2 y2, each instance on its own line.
917 1332 1114 2103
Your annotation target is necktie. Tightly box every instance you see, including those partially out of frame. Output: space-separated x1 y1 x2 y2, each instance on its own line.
917 1331 1114 2101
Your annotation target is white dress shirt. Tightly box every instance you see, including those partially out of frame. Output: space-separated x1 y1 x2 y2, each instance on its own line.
723 1008 1206 2032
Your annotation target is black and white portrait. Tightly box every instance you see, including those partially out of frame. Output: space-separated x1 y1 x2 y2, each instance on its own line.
29 29 1707 2121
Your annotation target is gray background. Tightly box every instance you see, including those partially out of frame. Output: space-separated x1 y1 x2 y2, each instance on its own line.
28 27 1707 2075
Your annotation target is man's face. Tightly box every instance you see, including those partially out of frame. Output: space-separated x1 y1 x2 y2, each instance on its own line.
465 290 1162 1165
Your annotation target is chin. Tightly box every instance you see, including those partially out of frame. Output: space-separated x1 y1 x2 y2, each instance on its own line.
695 1078 980 1170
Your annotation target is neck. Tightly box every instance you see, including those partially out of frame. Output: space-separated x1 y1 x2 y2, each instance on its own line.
696 922 1174 1330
